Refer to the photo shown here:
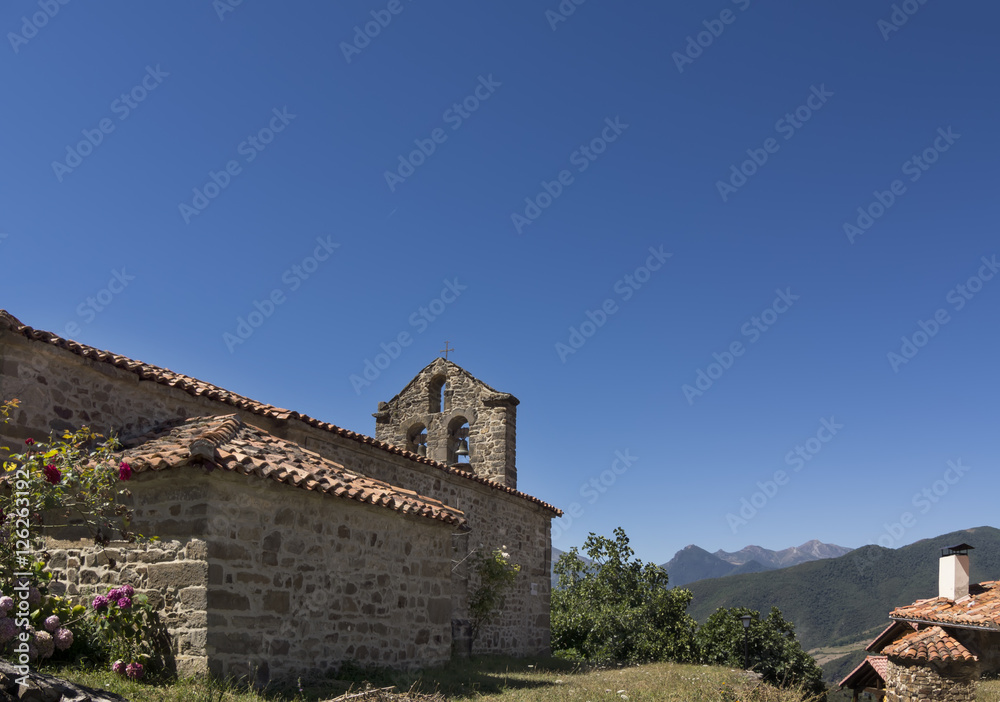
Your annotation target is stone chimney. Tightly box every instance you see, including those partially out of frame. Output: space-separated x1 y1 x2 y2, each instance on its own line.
939 543 973 600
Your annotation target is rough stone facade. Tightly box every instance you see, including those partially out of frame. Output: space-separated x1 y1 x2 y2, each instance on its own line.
884 659 977 702
0 312 558 680
374 359 518 488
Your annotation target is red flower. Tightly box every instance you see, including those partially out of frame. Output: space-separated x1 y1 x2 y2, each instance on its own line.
25 438 34 446
43 464 61 485
118 461 132 481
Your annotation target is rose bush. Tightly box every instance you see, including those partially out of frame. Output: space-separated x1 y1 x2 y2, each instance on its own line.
1 399 164 678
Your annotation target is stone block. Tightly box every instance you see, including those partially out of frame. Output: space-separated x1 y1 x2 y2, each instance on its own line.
147 560 208 590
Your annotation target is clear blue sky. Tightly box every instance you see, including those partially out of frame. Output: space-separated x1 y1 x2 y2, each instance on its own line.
2 1 998 566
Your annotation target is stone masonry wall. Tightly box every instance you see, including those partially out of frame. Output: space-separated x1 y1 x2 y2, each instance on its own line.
43 468 456 683
0 328 554 660
374 359 518 488
884 659 978 702
45 534 209 677
202 470 454 682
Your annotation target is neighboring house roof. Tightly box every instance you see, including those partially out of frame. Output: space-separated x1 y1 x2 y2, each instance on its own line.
881 626 978 663
866 621 918 653
839 655 888 689
889 581 1000 631
123 414 468 530
0 310 560 516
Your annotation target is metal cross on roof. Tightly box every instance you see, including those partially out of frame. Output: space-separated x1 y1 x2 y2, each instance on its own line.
440 341 454 360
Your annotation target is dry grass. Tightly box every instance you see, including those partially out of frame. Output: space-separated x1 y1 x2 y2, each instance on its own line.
37 658 816 702
979 679 1000 702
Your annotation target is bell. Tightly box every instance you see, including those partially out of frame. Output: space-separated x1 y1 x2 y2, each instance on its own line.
456 439 469 458
417 445 426 457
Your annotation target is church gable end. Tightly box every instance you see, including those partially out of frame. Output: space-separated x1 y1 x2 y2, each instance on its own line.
375 358 518 488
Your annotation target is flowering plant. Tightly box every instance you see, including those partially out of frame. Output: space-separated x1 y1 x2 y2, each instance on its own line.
468 545 521 642
1 399 158 674
90 584 158 678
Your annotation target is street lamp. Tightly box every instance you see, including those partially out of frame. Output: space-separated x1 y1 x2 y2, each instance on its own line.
740 614 753 670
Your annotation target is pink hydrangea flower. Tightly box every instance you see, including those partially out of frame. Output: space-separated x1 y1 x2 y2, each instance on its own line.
118 461 132 481
117 596 132 610
125 662 143 680
0 596 13 615
25 438 34 446
0 617 17 643
112 660 126 675
44 615 61 632
92 594 110 610
121 584 135 597
54 627 74 651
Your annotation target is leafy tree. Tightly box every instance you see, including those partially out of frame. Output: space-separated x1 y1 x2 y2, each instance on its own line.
697 606 827 699
551 527 698 663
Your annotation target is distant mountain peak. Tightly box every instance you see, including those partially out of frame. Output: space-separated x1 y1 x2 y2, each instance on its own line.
665 540 853 587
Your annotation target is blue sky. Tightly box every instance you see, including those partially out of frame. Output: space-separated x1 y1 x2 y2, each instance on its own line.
2 1 998 567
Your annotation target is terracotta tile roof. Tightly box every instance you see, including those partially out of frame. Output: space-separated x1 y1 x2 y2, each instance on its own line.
881 626 978 663
122 414 468 529
839 655 888 689
0 310 560 516
866 620 918 652
889 581 1000 630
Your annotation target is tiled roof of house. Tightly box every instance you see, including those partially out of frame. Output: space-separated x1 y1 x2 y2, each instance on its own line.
881 626 978 663
0 310 560 516
866 620 918 652
889 581 1000 630
839 655 888 689
122 414 468 529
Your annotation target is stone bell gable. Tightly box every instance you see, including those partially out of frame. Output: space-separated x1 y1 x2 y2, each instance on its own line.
374 359 519 489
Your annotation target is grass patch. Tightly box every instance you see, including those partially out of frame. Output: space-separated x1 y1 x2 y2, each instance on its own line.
35 658 821 702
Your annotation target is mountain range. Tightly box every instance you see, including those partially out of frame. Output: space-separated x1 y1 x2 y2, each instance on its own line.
660 540 853 587
683 526 1000 680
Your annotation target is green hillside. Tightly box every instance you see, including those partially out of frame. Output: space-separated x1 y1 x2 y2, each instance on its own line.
685 526 1000 652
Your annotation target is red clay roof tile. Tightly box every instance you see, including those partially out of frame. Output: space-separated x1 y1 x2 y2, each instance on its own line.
890 581 1000 630
122 414 468 530
881 626 978 663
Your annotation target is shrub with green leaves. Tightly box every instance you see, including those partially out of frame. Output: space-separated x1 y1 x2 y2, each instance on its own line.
469 545 521 642
697 606 827 699
551 527 698 664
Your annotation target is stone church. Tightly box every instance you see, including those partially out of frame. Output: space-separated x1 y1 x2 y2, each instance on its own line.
0 310 560 683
